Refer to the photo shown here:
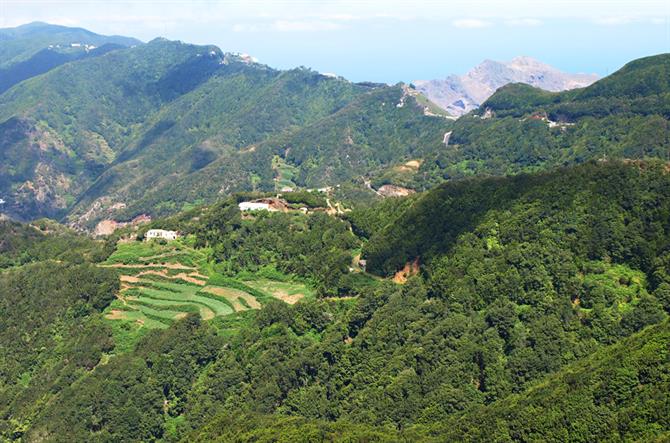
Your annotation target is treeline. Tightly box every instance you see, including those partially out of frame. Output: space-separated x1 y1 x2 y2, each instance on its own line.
0 219 113 268
403 54 670 185
192 201 368 296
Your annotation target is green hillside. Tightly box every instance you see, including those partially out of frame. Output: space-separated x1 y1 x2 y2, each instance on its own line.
2 160 669 441
0 22 139 93
405 53 670 189
0 22 139 68
1 27 667 230
0 38 236 219
2 20 670 443
433 319 670 442
0 28 450 225
188 320 670 442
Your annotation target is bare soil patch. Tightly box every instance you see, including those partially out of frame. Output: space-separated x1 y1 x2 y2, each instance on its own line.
120 275 141 283
105 309 127 320
394 257 420 284
202 286 261 311
135 269 207 285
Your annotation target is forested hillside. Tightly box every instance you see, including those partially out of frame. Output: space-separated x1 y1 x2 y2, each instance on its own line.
2 160 668 441
1 22 669 442
0 22 139 95
1 24 668 230
0 25 451 226
403 54 670 189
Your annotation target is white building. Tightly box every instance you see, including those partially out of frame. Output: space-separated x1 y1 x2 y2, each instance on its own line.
238 202 271 211
145 229 178 241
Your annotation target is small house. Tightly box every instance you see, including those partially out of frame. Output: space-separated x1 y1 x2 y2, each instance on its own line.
145 229 179 241
239 201 271 211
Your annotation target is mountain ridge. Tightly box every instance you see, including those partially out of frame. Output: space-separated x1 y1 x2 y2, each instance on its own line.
413 56 599 116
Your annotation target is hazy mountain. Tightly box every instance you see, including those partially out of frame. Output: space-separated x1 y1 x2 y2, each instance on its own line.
413 56 599 116
0 22 140 93
0 26 449 225
382 53 670 192
1 23 666 232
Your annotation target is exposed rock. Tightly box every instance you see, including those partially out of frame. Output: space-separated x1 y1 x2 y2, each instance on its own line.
414 56 598 117
94 219 120 236
377 184 416 197
393 257 420 284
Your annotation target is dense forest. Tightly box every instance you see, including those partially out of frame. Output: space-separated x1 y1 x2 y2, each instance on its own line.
1 24 669 442
403 54 670 189
1 160 669 441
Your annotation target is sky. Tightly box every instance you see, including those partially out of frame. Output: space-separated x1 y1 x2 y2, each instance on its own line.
0 0 669 83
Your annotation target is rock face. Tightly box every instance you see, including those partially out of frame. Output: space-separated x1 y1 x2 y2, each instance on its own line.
413 56 599 116
377 184 415 198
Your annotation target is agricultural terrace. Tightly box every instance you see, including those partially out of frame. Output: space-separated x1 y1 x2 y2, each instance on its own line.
100 237 314 349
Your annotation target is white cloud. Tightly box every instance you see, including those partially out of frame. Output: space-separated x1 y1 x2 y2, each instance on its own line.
273 20 343 32
505 18 543 27
650 17 667 25
452 19 492 29
593 16 633 26
233 20 343 33
232 23 262 33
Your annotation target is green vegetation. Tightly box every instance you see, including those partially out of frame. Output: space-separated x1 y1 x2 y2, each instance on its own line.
192 200 366 296
1 39 669 441
3 27 667 230
3 160 669 441
0 25 451 224
433 319 670 442
0 22 138 94
412 54 670 187
273 155 299 191
0 218 112 267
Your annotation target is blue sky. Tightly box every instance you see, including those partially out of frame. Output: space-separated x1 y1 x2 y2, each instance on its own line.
1 0 669 82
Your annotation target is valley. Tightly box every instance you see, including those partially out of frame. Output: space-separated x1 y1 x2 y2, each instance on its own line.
0 18 668 443
99 238 314 349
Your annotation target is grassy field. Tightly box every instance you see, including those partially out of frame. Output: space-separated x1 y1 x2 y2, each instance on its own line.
272 155 299 191
101 237 317 350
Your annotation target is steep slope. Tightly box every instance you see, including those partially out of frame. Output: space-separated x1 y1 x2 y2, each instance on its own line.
436 319 670 442
0 38 268 220
405 53 670 189
0 22 139 93
0 29 449 225
64 67 372 224
363 160 670 276
75 82 450 224
413 56 598 116
2 161 669 441
188 320 670 442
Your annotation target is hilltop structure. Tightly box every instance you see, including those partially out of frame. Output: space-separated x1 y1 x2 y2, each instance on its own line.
145 229 178 241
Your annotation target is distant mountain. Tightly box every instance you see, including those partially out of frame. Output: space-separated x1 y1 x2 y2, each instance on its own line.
0 27 450 226
0 22 140 93
386 53 670 192
1 23 667 230
413 56 599 116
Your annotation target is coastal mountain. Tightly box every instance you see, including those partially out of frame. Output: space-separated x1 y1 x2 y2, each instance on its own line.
0 24 668 441
0 23 667 233
388 53 670 191
413 56 598 116
0 26 450 226
0 22 140 93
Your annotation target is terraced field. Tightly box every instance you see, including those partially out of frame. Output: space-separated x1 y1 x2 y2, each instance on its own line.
272 155 298 191
101 239 316 339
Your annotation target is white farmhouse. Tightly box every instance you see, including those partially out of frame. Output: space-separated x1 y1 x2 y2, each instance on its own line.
145 229 179 241
238 202 271 211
